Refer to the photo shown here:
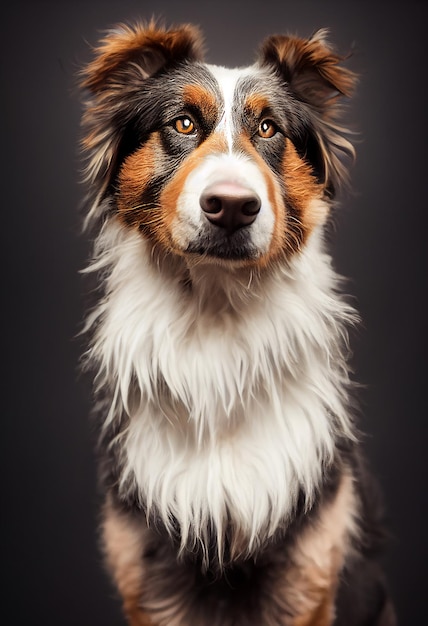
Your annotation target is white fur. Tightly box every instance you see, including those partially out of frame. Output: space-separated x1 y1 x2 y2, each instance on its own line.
84 207 356 565
207 65 242 152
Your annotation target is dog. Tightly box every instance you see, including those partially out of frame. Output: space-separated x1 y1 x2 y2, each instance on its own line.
79 21 396 626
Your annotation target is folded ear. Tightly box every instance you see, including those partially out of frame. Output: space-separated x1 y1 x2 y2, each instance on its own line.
79 22 204 228
260 29 355 112
259 29 357 196
81 21 204 93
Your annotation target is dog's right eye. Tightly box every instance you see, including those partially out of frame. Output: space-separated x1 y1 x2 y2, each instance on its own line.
173 116 196 135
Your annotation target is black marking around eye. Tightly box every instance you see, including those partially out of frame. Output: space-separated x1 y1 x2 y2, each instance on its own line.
108 63 223 192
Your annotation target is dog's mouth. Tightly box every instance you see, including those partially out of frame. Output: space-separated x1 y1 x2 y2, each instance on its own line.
186 226 258 261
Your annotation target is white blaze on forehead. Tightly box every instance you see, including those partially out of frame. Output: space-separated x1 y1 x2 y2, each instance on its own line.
206 64 243 153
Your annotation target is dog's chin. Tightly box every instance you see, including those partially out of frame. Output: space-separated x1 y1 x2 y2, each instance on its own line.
184 228 260 265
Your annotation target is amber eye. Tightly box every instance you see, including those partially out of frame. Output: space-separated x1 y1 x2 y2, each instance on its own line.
174 116 196 135
258 119 277 139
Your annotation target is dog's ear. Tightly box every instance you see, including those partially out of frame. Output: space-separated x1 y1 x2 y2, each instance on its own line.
79 22 204 228
258 30 357 197
259 29 355 113
81 21 204 93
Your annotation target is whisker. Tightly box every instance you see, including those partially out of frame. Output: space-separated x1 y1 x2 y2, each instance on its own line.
139 216 163 226
120 202 162 213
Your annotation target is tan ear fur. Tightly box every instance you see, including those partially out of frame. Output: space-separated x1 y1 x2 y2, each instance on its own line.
260 29 356 115
81 21 205 93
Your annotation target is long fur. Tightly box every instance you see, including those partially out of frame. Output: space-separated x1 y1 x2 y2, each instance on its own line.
79 21 395 626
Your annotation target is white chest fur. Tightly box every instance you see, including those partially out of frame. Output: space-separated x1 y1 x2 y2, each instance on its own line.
85 219 355 562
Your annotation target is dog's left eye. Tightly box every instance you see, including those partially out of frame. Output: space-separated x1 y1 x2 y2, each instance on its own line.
174 116 196 135
258 120 277 139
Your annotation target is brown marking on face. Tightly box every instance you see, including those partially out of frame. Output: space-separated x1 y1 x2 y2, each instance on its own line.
116 134 164 234
244 93 270 118
282 139 328 238
183 84 219 124
102 496 154 626
244 93 269 119
282 472 358 625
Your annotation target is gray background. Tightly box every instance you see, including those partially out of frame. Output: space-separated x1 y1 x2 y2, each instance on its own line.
2 0 427 623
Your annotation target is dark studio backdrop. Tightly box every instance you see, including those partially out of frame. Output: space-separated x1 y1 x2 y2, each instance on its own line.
2 0 427 623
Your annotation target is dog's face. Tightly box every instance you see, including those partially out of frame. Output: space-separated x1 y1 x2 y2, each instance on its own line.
81 23 355 268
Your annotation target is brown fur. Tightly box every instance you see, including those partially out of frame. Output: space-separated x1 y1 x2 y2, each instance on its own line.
244 93 271 118
102 496 151 625
285 473 357 625
182 83 219 122
260 30 355 111
117 133 164 229
282 139 328 238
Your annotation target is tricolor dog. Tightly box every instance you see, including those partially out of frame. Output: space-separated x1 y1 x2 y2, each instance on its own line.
79 21 396 626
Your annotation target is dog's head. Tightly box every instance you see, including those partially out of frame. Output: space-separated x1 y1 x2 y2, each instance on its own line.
80 22 356 267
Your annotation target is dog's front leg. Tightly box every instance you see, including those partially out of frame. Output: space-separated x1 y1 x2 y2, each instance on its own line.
292 587 337 626
101 495 154 626
283 473 356 626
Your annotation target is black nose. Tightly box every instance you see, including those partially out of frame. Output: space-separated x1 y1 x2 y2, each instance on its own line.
200 183 261 234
